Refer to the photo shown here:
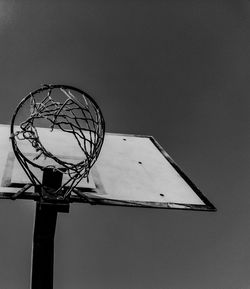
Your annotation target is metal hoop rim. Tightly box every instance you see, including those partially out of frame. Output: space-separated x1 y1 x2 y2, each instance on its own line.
10 84 105 172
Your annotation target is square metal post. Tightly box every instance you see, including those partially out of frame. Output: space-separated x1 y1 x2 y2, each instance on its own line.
31 203 58 289
31 168 69 289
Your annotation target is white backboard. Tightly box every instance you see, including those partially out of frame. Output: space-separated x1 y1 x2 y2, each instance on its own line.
0 125 215 211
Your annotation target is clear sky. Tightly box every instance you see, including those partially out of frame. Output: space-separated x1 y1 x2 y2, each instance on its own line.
0 0 250 288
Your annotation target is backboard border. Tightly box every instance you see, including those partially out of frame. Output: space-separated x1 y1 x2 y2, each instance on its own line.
0 125 216 211
149 135 216 211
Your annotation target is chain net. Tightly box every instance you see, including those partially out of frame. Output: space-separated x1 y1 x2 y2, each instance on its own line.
10 84 105 200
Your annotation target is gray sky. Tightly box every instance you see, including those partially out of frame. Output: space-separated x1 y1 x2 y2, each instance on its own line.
0 0 250 288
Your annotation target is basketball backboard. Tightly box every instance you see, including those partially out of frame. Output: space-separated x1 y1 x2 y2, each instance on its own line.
0 124 215 211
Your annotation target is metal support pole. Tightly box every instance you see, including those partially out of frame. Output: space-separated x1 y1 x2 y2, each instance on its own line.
31 168 70 289
31 203 57 289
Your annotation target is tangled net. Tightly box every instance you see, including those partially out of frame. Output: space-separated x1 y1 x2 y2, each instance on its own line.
10 84 105 200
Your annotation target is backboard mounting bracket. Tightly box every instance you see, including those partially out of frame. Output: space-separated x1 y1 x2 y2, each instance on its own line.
10 183 33 200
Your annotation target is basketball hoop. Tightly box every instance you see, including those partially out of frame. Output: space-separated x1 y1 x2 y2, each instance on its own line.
10 84 105 201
